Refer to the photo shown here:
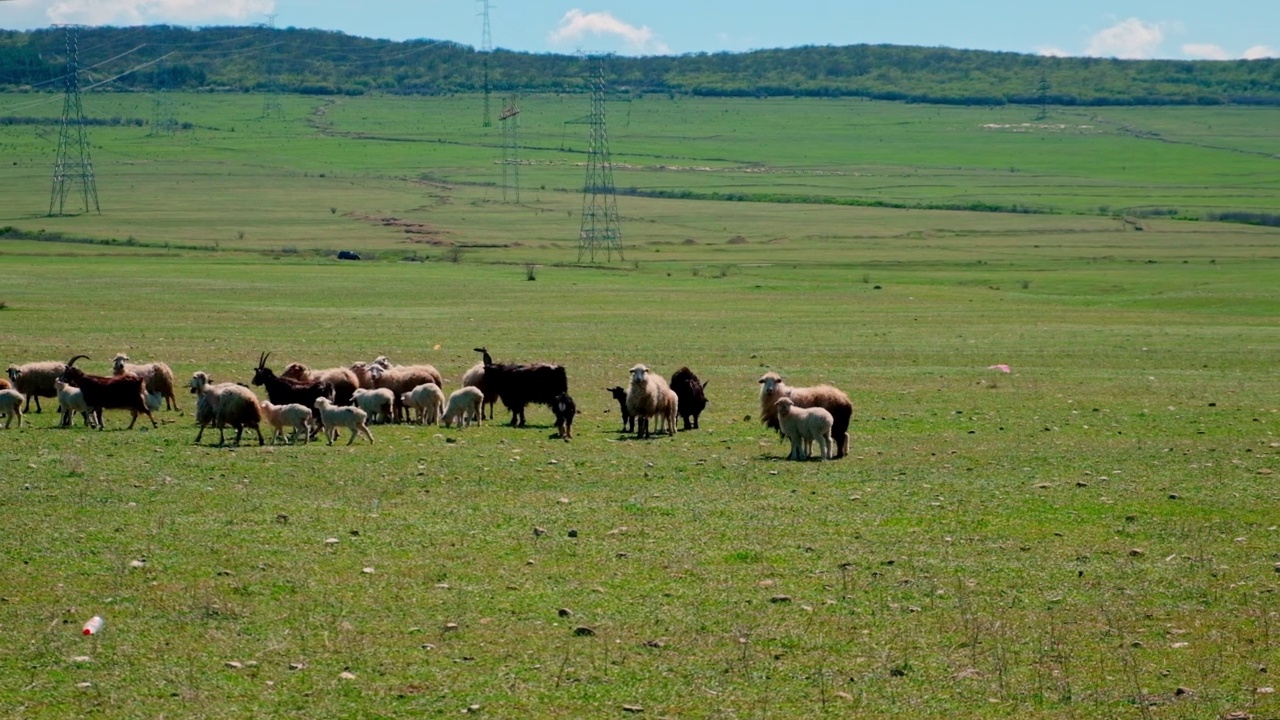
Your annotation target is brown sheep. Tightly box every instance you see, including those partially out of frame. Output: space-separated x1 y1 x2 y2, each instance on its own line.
758 372 852 458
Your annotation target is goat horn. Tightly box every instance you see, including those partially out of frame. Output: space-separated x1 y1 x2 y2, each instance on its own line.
66 354 89 367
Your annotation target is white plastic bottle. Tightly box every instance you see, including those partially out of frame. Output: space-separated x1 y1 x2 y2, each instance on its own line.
82 616 104 636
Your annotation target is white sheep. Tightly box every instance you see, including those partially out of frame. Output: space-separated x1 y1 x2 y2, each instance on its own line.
401 382 446 425
54 378 96 428
626 364 678 439
758 372 853 459
0 388 25 428
774 397 834 461
260 400 314 445
112 354 180 411
314 397 374 445
189 371 264 446
441 386 484 428
351 387 395 425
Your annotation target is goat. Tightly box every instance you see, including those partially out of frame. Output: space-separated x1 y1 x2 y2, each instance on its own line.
59 355 157 430
54 378 96 428
605 386 634 432
758 372 853 459
189 372 264 446
314 397 374 445
6 361 65 413
0 389 23 428
252 352 333 438
669 367 709 431
281 362 360 406
111 354 179 411
553 392 576 441
478 349 569 427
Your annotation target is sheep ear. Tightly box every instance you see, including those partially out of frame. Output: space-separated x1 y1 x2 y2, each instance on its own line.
757 378 765 384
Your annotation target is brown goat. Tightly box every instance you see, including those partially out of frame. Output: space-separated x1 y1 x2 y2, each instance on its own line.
60 355 157 430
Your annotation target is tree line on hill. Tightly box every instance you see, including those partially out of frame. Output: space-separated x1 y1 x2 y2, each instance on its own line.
0 25 1277 106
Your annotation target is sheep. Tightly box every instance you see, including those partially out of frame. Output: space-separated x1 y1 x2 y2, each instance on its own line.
0 388 24 428
367 362 445 423
6 360 65 413
281 362 360 406
348 362 377 390
441 386 484 428
259 400 313 445
669 367 709 431
54 378 96 428
59 355 157 430
252 352 334 438
351 387 395 425
314 397 374 445
553 392 576 441
626 364 678 439
401 382 446 425
0 377 10 391
477 349 569 427
111 354 179 411
774 397 834 461
605 386 634 432
189 371 264 446
758 372 852 459
461 347 499 420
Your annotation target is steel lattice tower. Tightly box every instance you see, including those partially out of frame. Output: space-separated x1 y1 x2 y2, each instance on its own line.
499 98 521 203
149 89 177 136
260 15 283 119
49 25 99 216
479 0 493 128
577 62 623 262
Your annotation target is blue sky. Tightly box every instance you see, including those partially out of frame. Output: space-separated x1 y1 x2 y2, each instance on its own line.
1 0 1276 60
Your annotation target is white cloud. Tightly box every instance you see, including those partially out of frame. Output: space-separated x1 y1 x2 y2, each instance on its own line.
1085 18 1165 59
1182 43 1230 60
548 9 670 55
1036 46 1070 57
1243 45 1278 60
47 0 274 26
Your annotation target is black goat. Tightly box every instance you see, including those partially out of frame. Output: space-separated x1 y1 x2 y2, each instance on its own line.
252 352 334 437
605 386 634 432
553 392 576 441
669 367 709 431
479 349 569 427
59 355 157 430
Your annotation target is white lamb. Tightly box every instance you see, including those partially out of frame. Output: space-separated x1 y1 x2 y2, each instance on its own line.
774 397 834 461
402 382 446 425
351 387 395 425
54 379 96 428
626 364 678 439
441 386 484 428
260 400 314 445
0 388 24 428
314 397 374 445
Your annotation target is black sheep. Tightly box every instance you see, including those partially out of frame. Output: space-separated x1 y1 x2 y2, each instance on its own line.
605 386 633 432
669 367 709 431
553 392 576 441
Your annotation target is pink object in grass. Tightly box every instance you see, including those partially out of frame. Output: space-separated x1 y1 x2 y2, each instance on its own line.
988 364 1011 374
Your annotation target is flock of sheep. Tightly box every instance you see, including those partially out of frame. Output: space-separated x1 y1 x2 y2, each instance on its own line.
3 349 854 460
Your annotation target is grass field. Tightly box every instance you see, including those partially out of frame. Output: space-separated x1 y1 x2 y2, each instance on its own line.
0 92 1279 718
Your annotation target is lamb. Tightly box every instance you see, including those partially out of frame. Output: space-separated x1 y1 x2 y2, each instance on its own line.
367 360 445 423
758 372 853 459
351 387 395 425
281 362 360 406
553 392 576 441
6 360 65 413
314 397 374 445
774 397 834 461
259 400 314 445
604 386 634 432
669 367 709 431
626 364 678 439
59 355 157 430
477 349 569 427
54 378 96 428
441 386 484 428
461 347 499 420
0 388 24 428
401 382 446 425
111 354 179 411
189 371 264 446
252 352 334 438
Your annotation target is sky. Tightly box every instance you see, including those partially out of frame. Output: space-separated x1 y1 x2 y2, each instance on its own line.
0 0 1276 60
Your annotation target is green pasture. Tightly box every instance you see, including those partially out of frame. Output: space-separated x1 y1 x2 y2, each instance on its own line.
0 92 1279 718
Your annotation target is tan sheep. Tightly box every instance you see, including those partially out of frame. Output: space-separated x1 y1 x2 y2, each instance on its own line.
441 386 484 428
0 388 24 428
401 382 446 425
626 364 678 439
758 372 852 458
6 360 65 413
189 371 264 446
774 397 834 460
368 361 445 423
260 400 314 445
112 354 180 411
54 378 96 428
281 362 361 406
314 397 374 445
351 387 395 424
